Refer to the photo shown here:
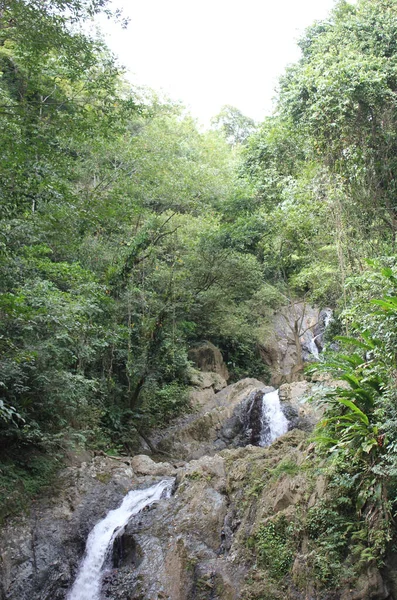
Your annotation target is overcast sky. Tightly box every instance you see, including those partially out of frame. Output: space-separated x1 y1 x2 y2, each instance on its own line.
97 0 347 125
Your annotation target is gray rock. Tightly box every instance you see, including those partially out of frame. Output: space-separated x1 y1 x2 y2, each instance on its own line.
189 370 227 393
131 455 176 477
0 456 158 600
260 302 321 386
147 378 270 460
188 342 230 381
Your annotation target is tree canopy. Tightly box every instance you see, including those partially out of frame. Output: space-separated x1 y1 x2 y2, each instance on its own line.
4 2 397 587
0 0 272 517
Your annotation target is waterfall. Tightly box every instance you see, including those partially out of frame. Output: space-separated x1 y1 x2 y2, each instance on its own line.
323 308 333 329
67 479 173 600
308 336 320 360
259 390 289 447
306 308 333 359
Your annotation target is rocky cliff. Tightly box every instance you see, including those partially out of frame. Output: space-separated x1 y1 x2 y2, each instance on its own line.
0 372 393 600
260 303 332 386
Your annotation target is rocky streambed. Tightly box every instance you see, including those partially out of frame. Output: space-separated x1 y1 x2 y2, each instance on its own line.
0 376 394 600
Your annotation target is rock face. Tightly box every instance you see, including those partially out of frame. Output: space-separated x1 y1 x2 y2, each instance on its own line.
188 342 230 381
102 453 241 600
279 380 322 432
313 308 333 353
0 454 139 600
147 378 274 460
243 390 264 446
1 377 389 600
188 369 228 409
260 302 321 386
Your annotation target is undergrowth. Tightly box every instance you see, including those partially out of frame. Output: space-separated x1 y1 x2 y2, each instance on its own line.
0 448 62 523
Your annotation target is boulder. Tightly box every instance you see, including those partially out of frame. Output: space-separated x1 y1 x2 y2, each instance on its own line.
341 566 389 600
188 341 229 381
188 370 228 408
189 370 227 393
131 455 176 477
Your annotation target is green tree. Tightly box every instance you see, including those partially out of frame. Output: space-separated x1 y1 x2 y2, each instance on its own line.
211 104 256 146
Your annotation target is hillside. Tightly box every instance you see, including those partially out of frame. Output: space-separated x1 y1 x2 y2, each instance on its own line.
2 1 397 599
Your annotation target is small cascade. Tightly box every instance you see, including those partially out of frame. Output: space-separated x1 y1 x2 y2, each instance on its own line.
323 308 333 329
305 307 333 359
259 390 289 447
67 479 173 600
308 336 320 360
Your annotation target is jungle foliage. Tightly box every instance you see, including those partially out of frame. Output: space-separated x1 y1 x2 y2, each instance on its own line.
239 0 397 592
0 0 272 513
3 3 397 586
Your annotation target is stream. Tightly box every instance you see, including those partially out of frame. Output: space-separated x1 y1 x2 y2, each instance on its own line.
66 389 289 599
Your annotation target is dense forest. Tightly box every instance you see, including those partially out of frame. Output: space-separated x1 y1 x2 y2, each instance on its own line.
0 0 274 505
3 0 397 592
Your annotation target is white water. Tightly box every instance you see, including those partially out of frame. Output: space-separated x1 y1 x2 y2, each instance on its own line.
308 336 320 360
259 390 289 447
67 479 173 600
307 309 333 359
323 308 333 329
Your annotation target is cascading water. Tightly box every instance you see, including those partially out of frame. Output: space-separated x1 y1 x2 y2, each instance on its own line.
307 336 320 360
323 308 333 329
67 479 173 600
306 308 333 359
259 390 289 447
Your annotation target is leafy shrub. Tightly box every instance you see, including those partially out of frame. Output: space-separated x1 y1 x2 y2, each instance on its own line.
254 516 295 580
139 381 191 429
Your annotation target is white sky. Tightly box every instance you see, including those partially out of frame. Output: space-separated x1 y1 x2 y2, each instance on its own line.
97 0 346 125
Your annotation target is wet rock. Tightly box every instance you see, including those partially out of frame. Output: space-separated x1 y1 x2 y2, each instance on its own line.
103 453 243 600
112 532 143 569
218 386 275 448
244 390 266 446
313 308 333 352
147 378 270 460
0 455 154 600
